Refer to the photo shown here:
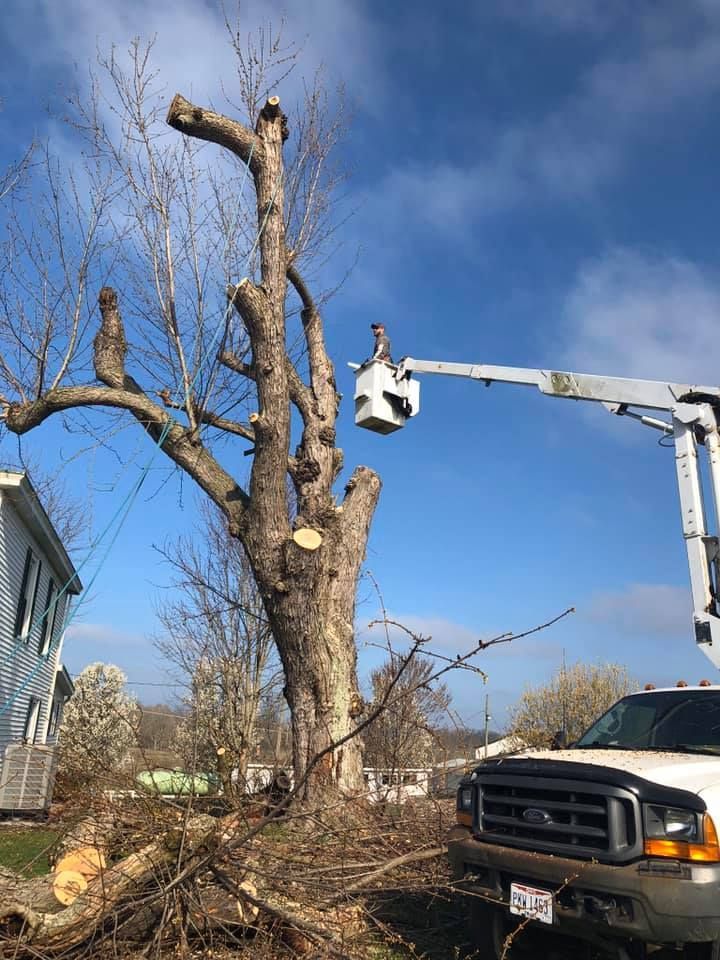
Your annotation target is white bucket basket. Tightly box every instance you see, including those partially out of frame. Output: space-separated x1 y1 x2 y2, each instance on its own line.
353 360 420 434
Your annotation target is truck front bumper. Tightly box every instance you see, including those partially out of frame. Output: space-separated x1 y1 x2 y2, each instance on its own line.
449 827 720 945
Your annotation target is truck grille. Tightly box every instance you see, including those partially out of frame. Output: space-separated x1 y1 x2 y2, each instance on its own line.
475 773 641 863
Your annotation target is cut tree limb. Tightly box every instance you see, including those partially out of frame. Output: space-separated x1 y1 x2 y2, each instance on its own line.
166 94 262 172
0 813 218 950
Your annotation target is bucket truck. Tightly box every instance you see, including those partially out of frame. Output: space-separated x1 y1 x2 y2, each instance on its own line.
352 357 720 959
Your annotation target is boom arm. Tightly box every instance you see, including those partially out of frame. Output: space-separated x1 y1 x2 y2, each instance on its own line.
374 357 720 667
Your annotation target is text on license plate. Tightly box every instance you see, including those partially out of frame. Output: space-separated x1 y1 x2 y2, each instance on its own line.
509 882 553 925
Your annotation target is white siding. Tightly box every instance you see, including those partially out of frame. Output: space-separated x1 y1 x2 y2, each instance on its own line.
0 495 68 778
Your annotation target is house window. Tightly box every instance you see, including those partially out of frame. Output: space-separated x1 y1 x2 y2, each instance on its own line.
23 697 41 743
14 548 41 642
47 699 63 738
38 579 59 657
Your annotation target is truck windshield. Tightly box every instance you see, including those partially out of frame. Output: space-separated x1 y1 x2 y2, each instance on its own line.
574 690 720 753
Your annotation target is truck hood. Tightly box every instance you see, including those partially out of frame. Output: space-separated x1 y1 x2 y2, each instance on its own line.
515 748 720 799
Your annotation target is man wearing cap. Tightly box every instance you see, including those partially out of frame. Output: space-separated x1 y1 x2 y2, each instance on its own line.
371 323 393 363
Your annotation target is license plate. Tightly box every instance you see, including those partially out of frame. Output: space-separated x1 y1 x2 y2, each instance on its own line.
509 882 553 925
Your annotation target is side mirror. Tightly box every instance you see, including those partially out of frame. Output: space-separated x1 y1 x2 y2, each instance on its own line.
550 730 567 750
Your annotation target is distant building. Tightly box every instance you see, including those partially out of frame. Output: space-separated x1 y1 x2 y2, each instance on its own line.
362 767 432 803
0 472 81 812
431 756 474 796
473 735 522 761
239 763 435 804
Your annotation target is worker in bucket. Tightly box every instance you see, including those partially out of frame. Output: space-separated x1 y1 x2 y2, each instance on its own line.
370 322 393 363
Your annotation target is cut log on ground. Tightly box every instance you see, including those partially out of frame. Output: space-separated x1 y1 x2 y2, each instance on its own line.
0 813 218 952
54 846 106 881
50 812 115 869
52 871 87 907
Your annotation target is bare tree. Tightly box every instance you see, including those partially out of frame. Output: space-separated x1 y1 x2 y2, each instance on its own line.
364 654 451 772
137 703 184 751
0 35 380 797
508 661 635 750
0 454 91 551
155 500 279 789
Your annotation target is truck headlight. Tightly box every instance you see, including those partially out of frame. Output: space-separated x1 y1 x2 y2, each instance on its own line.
644 805 699 842
456 785 474 826
458 787 473 812
643 806 720 861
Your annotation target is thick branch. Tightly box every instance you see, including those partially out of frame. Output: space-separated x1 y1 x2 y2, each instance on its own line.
226 278 267 336
219 351 254 380
1 814 218 949
169 94 291 540
166 94 262 173
341 466 382 532
2 384 249 518
94 286 128 388
224 291 315 425
287 263 329 388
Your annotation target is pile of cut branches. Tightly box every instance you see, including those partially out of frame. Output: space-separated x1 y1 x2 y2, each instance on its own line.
0 793 458 960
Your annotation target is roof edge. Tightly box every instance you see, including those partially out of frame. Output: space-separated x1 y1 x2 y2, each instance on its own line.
0 472 83 593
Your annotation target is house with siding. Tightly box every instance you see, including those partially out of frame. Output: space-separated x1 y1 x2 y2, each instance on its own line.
0 471 82 812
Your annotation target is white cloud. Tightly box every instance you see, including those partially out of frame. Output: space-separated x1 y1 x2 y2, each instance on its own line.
6 0 387 115
562 249 720 384
585 583 690 636
363 11 720 245
489 0 623 34
65 621 145 646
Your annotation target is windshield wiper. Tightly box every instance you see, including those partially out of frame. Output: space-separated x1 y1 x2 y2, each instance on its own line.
572 741 637 750
637 744 720 756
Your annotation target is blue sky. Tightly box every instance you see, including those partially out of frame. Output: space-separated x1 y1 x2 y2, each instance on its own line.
1 0 720 728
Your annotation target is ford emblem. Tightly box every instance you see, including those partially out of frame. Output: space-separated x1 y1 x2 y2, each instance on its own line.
523 807 552 824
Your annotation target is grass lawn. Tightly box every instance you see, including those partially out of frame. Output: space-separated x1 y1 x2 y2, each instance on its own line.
0 826 58 876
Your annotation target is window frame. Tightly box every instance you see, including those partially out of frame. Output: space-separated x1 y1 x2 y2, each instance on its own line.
47 699 63 739
38 578 59 657
23 696 42 743
14 548 41 643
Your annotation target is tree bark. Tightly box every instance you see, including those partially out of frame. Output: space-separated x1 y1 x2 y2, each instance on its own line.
244 466 380 797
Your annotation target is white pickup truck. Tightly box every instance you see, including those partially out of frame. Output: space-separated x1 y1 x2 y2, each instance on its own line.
352 355 720 957
450 683 720 958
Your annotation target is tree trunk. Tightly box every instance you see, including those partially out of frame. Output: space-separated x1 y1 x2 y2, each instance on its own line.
247 466 380 800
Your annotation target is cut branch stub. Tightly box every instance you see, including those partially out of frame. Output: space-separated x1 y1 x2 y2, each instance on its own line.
293 528 323 551
94 287 127 388
258 95 288 142
227 278 267 335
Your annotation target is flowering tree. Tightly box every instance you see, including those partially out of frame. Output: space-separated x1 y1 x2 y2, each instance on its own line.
57 662 139 788
508 662 635 749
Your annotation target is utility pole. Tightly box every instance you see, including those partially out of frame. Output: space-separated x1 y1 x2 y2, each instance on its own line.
484 694 491 760
561 648 568 743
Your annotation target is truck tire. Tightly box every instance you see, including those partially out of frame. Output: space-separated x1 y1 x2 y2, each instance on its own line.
683 944 720 959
